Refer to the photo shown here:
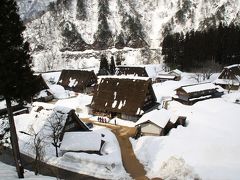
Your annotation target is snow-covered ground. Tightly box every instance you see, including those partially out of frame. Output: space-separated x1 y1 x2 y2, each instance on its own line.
1 70 240 179
0 161 55 179
131 95 240 180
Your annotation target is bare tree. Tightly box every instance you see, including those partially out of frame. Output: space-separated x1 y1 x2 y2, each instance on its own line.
28 126 45 175
190 72 203 84
200 60 222 80
45 111 64 157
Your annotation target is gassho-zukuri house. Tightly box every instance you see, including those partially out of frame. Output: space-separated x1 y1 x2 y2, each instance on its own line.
115 64 161 82
173 82 224 105
57 69 97 93
215 64 240 90
88 76 159 122
16 102 90 141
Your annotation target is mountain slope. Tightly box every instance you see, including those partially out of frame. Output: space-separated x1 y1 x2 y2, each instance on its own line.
22 0 240 71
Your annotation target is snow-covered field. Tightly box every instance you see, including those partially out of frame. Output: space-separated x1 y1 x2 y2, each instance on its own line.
1 71 240 179
0 161 55 179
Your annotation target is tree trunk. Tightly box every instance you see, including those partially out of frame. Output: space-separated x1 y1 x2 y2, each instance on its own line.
5 97 24 178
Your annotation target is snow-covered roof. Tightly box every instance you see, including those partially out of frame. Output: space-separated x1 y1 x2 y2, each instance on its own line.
224 64 240 69
177 83 218 93
60 132 102 152
91 76 156 116
156 74 176 79
116 64 161 78
135 109 171 128
169 69 182 75
215 79 240 86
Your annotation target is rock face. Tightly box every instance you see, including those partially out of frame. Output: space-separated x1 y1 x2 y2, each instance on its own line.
20 0 240 71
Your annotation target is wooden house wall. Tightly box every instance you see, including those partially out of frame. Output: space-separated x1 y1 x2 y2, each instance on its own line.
140 122 162 136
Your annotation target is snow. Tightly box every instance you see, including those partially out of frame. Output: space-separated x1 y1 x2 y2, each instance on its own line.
0 161 55 180
1 70 240 179
60 132 102 152
131 96 240 179
215 78 240 86
225 64 240 69
169 69 182 75
135 109 171 128
48 84 75 99
108 117 135 127
156 74 176 79
1 98 129 179
68 78 78 87
179 82 219 93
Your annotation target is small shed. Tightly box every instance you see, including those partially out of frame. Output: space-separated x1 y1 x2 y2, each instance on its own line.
89 76 159 122
135 109 174 136
215 64 240 90
60 132 104 155
57 69 97 93
168 69 182 80
173 82 224 105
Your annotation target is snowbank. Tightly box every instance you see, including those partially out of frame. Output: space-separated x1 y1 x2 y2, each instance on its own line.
131 97 240 179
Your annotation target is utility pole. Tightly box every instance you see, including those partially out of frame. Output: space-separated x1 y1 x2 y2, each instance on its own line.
6 97 24 178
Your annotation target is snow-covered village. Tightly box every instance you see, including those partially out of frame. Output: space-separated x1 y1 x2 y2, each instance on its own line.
1 0 240 180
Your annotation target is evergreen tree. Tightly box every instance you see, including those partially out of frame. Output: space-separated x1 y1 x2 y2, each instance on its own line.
76 0 86 20
98 54 109 75
0 0 39 177
93 0 112 50
109 56 116 75
115 32 125 49
116 53 124 66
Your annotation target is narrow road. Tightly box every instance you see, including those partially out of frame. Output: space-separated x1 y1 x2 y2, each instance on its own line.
112 127 149 180
83 119 149 180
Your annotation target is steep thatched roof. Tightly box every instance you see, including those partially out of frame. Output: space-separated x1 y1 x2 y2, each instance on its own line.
57 70 97 92
219 64 240 80
90 76 157 116
35 74 49 91
116 66 148 77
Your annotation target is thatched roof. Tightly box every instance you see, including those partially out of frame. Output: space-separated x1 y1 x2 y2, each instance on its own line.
90 76 157 116
57 70 97 92
116 66 148 77
35 74 49 91
218 64 240 81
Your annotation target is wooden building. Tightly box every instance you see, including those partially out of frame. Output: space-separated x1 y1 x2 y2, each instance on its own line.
116 66 149 77
215 64 240 90
33 74 54 102
168 69 182 80
57 69 97 93
89 76 159 122
30 103 90 141
173 82 224 105
115 65 161 82
155 74 180 83
135 109 174 136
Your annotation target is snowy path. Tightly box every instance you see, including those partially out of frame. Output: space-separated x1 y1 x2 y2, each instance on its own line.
111 128 149 180
82 118 151 179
